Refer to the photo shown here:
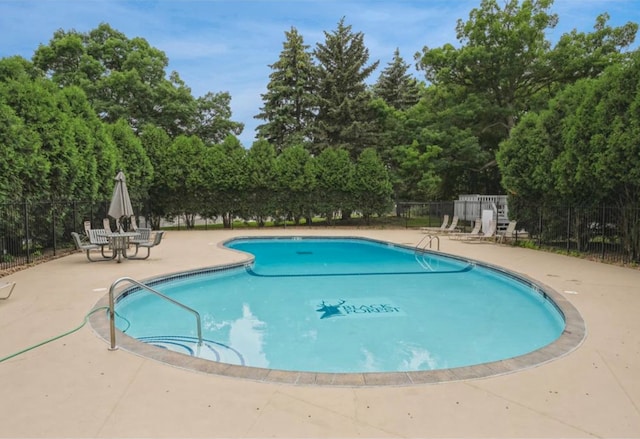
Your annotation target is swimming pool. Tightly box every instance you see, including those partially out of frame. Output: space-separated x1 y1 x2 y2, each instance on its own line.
102 236 584 383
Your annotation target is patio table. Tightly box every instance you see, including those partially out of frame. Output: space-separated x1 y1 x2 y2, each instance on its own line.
99 231 140 263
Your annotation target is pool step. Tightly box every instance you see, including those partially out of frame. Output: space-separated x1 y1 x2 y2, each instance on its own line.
138 335 245 365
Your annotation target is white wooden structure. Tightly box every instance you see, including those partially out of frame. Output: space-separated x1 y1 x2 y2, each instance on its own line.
454 195 509 233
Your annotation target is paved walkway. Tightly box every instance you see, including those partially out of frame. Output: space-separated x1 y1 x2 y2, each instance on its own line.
1 228 639 437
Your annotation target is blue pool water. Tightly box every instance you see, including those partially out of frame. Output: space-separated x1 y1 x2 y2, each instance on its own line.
114 237 565 373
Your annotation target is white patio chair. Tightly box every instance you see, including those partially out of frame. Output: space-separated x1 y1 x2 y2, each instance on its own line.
71 232 114 262
130 231 165 260
103 218 114 233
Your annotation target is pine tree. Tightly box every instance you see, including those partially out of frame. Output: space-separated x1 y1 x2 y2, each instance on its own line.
373 48 420 110
312 17 379 158
255 27 316 153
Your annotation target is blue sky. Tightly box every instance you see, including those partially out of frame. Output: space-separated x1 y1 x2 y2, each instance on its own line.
1 0 639 146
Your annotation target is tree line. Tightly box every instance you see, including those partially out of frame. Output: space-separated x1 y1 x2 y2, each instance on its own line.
1 0 639 229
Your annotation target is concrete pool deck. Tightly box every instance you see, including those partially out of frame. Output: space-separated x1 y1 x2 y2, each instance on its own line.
1 228 639 437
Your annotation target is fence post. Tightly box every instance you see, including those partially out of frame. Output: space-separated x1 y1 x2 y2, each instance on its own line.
601 204 606 261
566 207 571 254
23 201 31 264
538 207 543 247
52 202 57 256
463 201 468 232
73 200 78 232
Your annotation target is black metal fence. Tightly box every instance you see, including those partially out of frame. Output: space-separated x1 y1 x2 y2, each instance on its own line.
518 204 640 265
0 199 149 272
398 201 640 265
2 200 639 273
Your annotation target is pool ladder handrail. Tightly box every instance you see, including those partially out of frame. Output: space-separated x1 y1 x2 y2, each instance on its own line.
108 276 202 351
416 234 439 252
415 234 439 271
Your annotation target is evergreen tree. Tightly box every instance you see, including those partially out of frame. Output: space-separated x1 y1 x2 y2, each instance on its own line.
206 136 247 228
373 48 420 111
245 139 278 225
139 123 173 228
312 17 379 158
368 49 421 189
1 62 85 200
256 27 316 153
0 100 47 201
275 145 316 224
313 147 354 224
162 134 209 227
60 86 106 200
105 119 154 201
353 148 393 223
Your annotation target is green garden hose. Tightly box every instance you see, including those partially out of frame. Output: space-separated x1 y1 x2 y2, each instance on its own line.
0 306 129 363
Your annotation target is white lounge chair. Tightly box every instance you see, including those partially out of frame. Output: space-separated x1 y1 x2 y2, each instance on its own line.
442 215 460 233
0 281 16 300
464 220 497 242
449 218 481 240
421 214 449 233
498 220 518 243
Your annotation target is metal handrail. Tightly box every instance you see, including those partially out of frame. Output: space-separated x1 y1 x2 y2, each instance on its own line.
416 234 440 252
108 276 202 350
415 235 440 271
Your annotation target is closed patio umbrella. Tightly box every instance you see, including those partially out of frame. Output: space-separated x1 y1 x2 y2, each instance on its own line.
108 171 134 230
